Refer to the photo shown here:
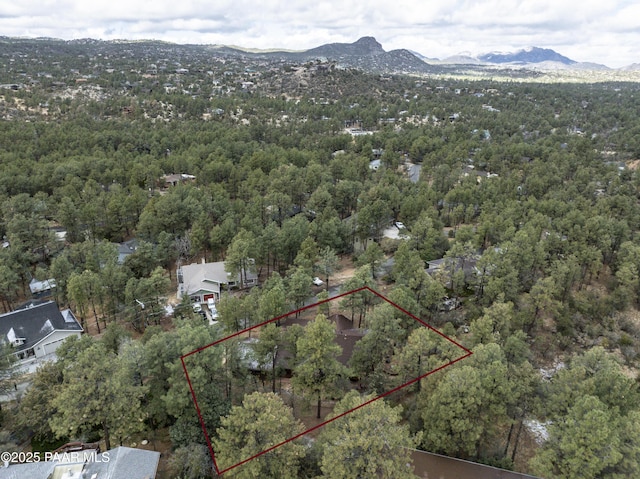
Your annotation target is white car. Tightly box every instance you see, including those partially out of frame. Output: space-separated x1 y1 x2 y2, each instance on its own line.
313 277 324 286
208 298 219 320
395 221 405 230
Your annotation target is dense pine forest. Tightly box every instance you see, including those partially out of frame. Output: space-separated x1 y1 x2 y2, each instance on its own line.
1 38 640 478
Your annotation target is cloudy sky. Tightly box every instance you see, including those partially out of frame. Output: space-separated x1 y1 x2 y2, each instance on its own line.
1 1 637 67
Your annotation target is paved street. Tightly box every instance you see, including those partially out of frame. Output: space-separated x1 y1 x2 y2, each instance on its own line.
0 378 30 403
0 354 57 403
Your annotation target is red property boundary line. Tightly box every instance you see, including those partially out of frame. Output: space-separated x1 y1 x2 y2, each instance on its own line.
180 286 473 475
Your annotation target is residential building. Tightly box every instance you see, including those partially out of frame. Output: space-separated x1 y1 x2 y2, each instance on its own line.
0 301 82 362
115 238 139 264
177 260 258 304
161 173 196 187
0 446 160 479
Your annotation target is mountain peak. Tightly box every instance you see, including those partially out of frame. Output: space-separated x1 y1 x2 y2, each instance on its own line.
305 36 385 58
354 36 382 48
479 47 576 65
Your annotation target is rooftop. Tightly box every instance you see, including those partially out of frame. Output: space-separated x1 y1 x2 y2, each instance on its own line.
0 447 160 479
179 260 258 296
0 301 82 353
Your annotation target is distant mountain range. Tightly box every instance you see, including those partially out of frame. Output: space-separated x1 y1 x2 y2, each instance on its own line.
1 35 636 75
211 37 629 72
434 47 616 71
478 47 576 65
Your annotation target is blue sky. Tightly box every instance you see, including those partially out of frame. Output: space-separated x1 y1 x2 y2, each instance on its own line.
1 0 637 67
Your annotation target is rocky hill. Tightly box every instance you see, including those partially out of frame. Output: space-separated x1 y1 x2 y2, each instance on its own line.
216 36 433 74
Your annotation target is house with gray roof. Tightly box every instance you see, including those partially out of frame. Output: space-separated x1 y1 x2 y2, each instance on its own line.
177 260 258 304
115 239 139 264
0 446 160 479
0 301 82 362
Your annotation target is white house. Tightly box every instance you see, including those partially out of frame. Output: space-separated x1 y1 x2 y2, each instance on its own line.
0 301 83 361
177 260 258 304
